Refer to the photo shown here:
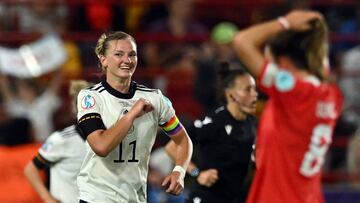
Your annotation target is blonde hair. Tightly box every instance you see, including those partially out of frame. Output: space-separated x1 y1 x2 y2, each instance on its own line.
69 80 91 114
69 80 90 100
95 31 136 71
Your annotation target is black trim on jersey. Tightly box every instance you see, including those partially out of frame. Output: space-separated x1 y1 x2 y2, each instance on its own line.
88 84 104 92
137 84 156 90
136 83 157 92
93 85 104 92
78 113 106 139
136 86 157 93
33 153 52 169
101 79 136 99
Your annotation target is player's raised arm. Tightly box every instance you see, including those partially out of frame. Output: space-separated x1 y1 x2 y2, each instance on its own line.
233 10 323 77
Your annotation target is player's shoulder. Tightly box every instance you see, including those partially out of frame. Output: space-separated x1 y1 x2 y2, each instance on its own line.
47 125 80 143
135 83 159 94
212 106 227 120
81 82 104 93
193 107 225 128
77 82 103 99
58 125 80 138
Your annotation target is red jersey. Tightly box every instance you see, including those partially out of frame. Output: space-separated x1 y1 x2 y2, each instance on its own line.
247 61 343 203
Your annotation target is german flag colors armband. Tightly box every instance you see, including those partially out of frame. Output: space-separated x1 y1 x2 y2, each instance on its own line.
78 113 106 138
160 115 183 136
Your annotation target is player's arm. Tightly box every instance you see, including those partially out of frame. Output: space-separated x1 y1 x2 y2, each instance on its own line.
162 128 193 195
85 98 153 157
24 157 60 203
165 141 218 188
233 10 323 77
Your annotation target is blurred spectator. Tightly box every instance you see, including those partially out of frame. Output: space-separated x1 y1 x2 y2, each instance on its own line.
125 3 147 33
339 45 360 121
60 38 83 80
0 2 7 30
75 2 124 73
136 0 207 120
0 72 62 142
85 2 113 32
141 0 208 68
69 1 124 32
55 11 83 80
347 127 360 188
0 102 33 146
328 45 360 170
322 2 360 58
147 0 207 38
194 22 243 114
14 0 68 34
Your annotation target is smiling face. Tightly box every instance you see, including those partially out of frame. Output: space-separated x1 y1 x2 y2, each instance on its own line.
100 39 138 82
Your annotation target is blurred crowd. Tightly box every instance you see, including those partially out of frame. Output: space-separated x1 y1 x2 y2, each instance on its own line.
0 0 360 201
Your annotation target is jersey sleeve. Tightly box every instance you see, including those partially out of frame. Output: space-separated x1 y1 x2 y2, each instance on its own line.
37 132 64 164
257 60 312 102
157 90 183 136
77 89 106 138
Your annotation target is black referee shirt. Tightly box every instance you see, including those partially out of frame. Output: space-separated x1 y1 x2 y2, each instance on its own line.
189 106 257 199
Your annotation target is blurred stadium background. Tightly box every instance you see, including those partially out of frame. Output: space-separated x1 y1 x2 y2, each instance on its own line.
0 0 359 202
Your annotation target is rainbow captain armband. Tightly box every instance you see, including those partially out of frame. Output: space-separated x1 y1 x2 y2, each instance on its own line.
160 116 183 136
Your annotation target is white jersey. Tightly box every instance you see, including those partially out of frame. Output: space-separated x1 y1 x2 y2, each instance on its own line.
77 80 182 203
6 90 61 142
37 125 86 203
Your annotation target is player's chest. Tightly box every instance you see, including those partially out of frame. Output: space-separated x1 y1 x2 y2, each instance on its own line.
100 98 138 125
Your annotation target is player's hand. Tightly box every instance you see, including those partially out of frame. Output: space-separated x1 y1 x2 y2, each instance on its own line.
130 98 154 118
197 168 218 187
285 10 323 31
161 171 184 195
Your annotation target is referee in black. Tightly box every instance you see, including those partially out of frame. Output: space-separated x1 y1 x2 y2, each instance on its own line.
167 62 258 203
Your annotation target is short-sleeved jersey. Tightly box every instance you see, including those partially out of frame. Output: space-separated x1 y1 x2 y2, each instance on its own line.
76 80 181 203
189 106 256 200
34 125 86 203
6 90 61 142
246 62 343 203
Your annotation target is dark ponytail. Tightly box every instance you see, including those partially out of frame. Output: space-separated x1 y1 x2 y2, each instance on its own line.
217 61 248 103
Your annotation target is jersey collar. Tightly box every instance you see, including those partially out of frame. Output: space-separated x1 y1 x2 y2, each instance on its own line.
101 79 137 99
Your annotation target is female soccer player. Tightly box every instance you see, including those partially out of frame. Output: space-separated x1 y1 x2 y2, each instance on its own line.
233 10 343 203
76 31 193 203
166 62 258 203
24 80 90 203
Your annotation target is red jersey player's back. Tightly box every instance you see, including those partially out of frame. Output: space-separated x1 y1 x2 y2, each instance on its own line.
248 61 343 203
233 10 343 203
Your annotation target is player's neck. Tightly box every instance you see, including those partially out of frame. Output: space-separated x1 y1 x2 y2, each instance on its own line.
278 57 311 79
227 103 246 121
106 77 131 94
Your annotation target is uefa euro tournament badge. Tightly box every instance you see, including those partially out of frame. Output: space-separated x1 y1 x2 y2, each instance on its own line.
81 95 96 109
